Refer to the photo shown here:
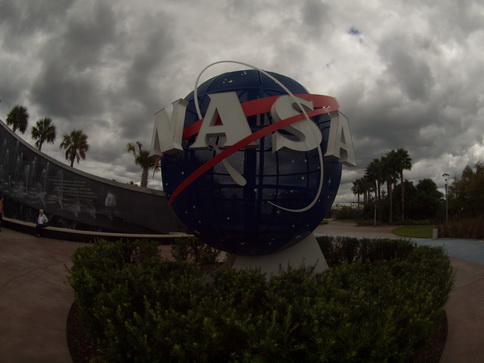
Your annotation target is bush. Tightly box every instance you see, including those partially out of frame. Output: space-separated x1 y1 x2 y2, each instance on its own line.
333 205 362 220
68 237 454 362
438 216 484 239
67 239 201 352
171 236 223 264
317 236 417 267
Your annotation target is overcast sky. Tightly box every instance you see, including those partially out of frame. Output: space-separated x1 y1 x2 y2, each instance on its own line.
1 0 483 204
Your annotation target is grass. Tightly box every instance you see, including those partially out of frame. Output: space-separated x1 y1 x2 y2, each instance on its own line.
392 225 436 239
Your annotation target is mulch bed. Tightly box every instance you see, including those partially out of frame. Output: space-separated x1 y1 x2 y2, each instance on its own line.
66 303 99 363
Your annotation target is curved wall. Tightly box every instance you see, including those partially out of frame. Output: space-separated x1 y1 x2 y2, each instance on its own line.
0 120 182 234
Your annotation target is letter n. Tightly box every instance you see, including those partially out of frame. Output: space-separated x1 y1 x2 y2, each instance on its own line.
150 99 188 156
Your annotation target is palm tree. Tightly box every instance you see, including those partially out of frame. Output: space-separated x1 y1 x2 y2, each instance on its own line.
31 117 57 151
381 153 399 223
365 158 385 225
6 105 29 134
390 148 412 221
359 175 373 205
365 158 384 202
127 142 157 188
59 130 89 167
351 177 367 209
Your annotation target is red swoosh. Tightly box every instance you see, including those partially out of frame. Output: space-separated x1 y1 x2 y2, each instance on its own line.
182 94 338 139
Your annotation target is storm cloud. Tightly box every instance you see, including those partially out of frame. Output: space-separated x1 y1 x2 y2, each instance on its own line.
1 0 483 201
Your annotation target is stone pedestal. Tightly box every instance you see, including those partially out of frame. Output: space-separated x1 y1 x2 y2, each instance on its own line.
232 233 328 276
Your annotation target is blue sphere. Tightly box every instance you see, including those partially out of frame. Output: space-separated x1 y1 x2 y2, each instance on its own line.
162 70 342 255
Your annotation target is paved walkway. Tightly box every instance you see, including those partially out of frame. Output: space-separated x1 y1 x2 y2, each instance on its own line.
0 228 82 362
0 222 483 362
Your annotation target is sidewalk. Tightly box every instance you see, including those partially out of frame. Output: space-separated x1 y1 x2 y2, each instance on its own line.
1 222 483 362
0 228 81 362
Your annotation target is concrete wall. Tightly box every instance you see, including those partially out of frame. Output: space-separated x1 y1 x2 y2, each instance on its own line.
0 120 183 234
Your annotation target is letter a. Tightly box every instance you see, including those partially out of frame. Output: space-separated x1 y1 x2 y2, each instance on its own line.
190 92 256 149
325 111 357 166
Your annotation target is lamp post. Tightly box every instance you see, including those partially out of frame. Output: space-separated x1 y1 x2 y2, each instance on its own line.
442 173 449 223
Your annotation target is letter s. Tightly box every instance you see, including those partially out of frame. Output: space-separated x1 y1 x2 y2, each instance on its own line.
271 95 322 152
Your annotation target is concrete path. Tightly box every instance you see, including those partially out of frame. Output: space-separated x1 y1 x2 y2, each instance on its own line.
1 221 483 362
0 228 82 362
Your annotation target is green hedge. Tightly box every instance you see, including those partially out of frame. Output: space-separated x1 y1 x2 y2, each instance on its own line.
438 216 484 239
171 236 223 264
68 237 454 362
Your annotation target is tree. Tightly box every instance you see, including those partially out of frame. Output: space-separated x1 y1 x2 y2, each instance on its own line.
31 117 56 151
409 179 443 220
6 105 29 134
351 178 365 208
351 149 413 222
127 142 157 188
448 162 484 217
361 175 373 205
59 130 89 167
393 180 416 220
390 148 412 221
365 158 384 201
365 158 385 225
352 176 372 209
381 153 399 223
468 162 484 215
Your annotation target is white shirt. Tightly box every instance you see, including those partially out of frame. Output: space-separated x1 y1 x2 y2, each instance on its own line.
37 214 48 225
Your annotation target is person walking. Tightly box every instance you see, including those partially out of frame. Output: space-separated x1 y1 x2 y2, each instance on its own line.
35 209 48 237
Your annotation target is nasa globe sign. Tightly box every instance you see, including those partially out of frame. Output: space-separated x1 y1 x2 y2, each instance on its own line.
151 63 356 256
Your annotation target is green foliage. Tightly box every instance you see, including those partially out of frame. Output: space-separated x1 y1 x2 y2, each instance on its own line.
438 216 484 239
392 225 435 238
448 162 484 218
407 179 444 220
59 129 89 167
398 219 436 226
439 162 484 237
317 236 418 267
31 117 56 151
352 149 452 222
171 236 222 264
6 104 29 133
126 141 158 188
333 205 362 219
68 237 454 362
68 239 201 360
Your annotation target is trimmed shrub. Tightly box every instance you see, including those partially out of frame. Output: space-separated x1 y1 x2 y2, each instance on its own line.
317 236 417 267
68 237 454 362
171 236 223 264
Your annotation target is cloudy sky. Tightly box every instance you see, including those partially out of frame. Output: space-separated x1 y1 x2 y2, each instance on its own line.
1 0 483 204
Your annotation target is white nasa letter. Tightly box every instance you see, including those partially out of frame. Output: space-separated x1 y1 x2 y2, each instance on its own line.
271 95 323 152
190 92 257 149
325 111 357 166
150 99 188 156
